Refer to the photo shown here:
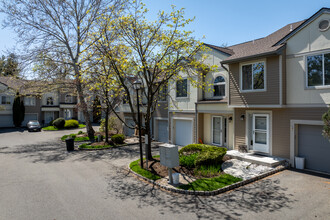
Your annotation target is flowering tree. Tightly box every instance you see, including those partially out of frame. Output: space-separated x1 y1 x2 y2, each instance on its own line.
85 0 214 159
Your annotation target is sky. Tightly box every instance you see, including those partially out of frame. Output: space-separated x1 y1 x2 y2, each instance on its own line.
0 0 328 54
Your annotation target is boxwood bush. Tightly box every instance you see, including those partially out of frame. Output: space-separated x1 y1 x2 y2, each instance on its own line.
64 119 79 128
111 134 125 144
179 144 227 168
53 118 65 129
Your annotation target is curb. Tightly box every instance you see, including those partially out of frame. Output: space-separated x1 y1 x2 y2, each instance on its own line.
78 146 113 151
128 163 288 196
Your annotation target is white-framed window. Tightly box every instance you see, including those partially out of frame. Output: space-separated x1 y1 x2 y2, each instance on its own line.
1 96 11 105
24 96 36 106
159 85 167 101
241 61 265 91
176 79 188 98
65 94 73 103
213 75 226 97
46 97 54 106
306 53 330 87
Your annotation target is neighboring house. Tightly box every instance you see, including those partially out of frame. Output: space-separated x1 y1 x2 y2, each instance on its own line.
0 77 78 127
167 45 234 149
221 8 330 174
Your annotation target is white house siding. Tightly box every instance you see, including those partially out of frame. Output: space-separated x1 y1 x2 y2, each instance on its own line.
286 13 330 105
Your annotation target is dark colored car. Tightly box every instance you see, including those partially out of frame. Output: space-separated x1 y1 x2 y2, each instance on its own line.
27 120 41 132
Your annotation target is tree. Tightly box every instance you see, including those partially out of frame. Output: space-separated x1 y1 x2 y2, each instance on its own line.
86 1 213 160
0 53 20 77
322 108 330 139
12 93 25 127
0 0 124 141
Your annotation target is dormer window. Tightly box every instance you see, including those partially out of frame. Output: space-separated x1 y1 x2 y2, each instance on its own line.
65 94 72 103
213 76 226 97
47 97 54 106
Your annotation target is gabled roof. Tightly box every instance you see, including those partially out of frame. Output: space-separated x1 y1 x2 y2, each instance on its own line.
221 20 304 63
203 43 234 56
275 7 330 45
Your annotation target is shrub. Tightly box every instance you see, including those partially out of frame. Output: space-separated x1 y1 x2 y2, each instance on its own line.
100 116 120 134
77 131 84 135
53 118 65 129
64 119 79 128
179 144 227 168
195 146 227 167
111 134 125 144
179 153 198 168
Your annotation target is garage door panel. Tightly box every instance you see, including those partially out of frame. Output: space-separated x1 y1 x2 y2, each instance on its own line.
298 125 330 174
0 115 13 127
157 120 168 143
175 119 192 146
124 119 135 137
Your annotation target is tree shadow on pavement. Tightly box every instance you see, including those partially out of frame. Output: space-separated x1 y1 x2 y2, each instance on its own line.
105 167 296 220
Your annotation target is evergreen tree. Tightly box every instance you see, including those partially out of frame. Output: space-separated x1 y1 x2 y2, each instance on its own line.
12 93 25 127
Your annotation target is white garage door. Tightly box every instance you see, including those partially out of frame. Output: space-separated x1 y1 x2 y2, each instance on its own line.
175 119 193 146
157 120 168 143
22 114 38 127
124 119 135 137
298 125 330 174
0 115 13 127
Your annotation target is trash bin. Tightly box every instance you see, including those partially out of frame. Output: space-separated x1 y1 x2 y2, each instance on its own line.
97 134 103 142
65 138 74 151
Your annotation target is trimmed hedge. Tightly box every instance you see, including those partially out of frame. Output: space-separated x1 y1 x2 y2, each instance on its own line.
53 118 65 129
64 119 79 128
111 134 125 144
179 144 227 168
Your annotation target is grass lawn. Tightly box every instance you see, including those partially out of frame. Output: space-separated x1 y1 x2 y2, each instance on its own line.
43 124 85 131
178 174 242 191
79 143 113 149
129 156 161 181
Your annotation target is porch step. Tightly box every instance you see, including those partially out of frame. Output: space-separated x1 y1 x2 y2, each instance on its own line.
226 150 286 167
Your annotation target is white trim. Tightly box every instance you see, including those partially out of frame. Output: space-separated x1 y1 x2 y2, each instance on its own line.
239 59 267 93
170 117 194 145
287 48 330 58
289 120 324 166
197 110 233 114
305 52 330 89
211 116 223 146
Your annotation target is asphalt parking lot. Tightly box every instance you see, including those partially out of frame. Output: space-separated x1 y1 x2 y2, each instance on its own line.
0 128 329 220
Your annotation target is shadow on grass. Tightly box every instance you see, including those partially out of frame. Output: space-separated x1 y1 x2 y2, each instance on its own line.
105 167 296 219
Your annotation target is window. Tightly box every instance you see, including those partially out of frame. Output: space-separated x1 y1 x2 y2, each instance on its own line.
307 53 330 87
1 96 11 105
24 97 36 106
65 94 72 103
176 79 188 98
159 85 167 101
242 62 265 91
46 97 54 106
212 116 222 145
213 76 226 97
64 109 72 120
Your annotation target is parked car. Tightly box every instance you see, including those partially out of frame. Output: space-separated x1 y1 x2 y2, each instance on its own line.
27 120 41 132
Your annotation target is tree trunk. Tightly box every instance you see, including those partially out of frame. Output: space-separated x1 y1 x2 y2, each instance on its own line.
76 78 95 142
105 106 109 144
145 118 153 160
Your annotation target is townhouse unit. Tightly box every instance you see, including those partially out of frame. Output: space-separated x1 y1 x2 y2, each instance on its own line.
0 77 78 127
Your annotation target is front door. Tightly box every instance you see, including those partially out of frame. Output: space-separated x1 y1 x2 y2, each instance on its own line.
252 114 269 153
212 116 222 145
45 112 54 125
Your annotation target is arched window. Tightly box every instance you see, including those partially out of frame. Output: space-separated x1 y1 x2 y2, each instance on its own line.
65 94 72 103
46 97 54 106
214 76 226 97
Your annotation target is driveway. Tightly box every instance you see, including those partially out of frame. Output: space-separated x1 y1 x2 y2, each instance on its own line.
0 131 329 220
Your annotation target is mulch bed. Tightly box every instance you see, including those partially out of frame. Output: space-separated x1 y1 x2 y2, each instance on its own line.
142 155 231 179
